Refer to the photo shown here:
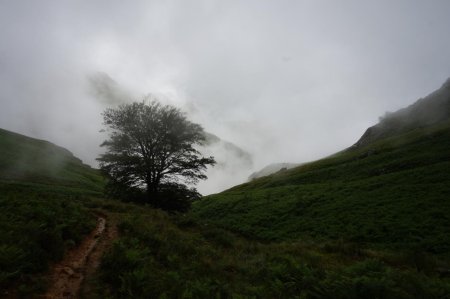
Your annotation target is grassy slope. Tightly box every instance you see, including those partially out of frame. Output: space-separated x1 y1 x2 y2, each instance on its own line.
0 128 104 196
0 186 96 295
91 203 450 299
0 128 105 295
191 121 450 252
1 128 449 298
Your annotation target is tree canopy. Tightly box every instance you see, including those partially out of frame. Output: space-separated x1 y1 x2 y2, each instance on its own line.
97 99 215 211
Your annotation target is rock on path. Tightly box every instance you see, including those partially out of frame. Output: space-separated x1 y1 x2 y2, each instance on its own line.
42 217 106 299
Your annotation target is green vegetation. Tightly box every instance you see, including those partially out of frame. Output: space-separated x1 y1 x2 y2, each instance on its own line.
0 185 95 295
2 88 450 298
0 128 104 296
93 207 450 299
0 128 105 195
192 121 450 252
98 100 215 211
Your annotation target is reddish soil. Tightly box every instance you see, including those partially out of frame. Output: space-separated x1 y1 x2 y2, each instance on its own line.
41 214 117 299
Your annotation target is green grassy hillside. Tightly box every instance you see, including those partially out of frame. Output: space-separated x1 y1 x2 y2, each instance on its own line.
192 120 450 252
0 128 105 295
0 128 104 195
93 205 450 299
0 186 96 295
353 78 450 147
1 124 450 298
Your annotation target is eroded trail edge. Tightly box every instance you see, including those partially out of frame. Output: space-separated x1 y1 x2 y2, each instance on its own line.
43 216 111 299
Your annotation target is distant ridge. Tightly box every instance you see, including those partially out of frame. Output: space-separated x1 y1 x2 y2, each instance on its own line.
248 163 301 180
192 78 450 251
203 132 253 169
0 128 104 194
353 78 450 148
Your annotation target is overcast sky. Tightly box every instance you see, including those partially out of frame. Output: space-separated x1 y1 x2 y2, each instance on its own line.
1 1 449 193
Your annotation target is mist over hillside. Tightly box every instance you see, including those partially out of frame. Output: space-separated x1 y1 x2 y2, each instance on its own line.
2 77 450 299
0 128 104 194
88 72 133 106
354 78 450 148
197 132 253 194
193 78 450 251
2 1 450 197
247 78 450 181
248 162 300 180
88 72 254 194
2 2 450 297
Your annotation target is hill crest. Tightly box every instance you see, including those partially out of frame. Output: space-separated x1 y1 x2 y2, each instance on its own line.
353 78 450 148
0 128 104 194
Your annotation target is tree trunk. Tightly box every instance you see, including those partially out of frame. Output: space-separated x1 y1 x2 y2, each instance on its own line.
146 180 159 206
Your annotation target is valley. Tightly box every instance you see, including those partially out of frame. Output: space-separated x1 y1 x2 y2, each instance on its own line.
1 80 450 298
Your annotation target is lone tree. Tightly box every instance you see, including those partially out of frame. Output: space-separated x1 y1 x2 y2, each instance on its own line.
97 99 215 211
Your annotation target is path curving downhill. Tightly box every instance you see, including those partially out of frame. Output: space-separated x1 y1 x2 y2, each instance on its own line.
42 214 117 299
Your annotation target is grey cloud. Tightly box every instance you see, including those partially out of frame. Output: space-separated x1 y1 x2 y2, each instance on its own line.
88 72 133 106
1 0 450 194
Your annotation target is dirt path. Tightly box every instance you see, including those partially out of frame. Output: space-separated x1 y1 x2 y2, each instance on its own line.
42 214 117 299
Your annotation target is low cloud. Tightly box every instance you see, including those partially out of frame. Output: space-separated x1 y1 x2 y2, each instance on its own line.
1 1 450 193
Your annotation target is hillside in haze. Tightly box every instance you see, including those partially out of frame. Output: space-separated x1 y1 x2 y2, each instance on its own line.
248 162 300 180
2 81 450 298
0 128 104 195
0 128 106 296
353 78 450 148
3 0 450 297
192 79 450 252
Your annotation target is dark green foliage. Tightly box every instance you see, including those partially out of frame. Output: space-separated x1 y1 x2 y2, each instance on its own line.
103 177 148 203
97 100 215 211
0 128 104 295
354 78 450 148
97 208 450 299
192 122 450 252
0 185 95 292
3 89 450 298
0 128 105 195
156 183 202 213
103 180 201 212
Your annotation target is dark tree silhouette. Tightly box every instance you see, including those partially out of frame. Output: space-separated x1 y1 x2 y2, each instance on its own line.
97 99 215 211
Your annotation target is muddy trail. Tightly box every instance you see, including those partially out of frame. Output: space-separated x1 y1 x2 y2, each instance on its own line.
42 214 117 299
